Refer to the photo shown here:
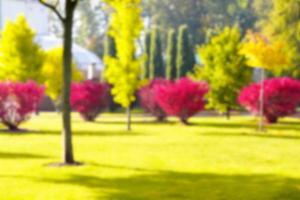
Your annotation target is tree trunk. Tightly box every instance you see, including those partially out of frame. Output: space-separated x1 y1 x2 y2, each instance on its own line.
180 117 189 125
258 69 265 132
127 106 131 131
266 115 278 124
226 106 231 120
61 0 76 164
5 123 19 132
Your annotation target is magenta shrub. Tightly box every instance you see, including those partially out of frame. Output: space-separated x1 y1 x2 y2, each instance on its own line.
155 78 208 124
238 77 300 123
0 81 44 131
138 79 169 121
71 81 109 121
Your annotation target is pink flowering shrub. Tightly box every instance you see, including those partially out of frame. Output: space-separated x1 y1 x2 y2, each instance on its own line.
0 81 44 131
71 81 109 121
138 79 169 121
238 77 300 123
155 78 209 124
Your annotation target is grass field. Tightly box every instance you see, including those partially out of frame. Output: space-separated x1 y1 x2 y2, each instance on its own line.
0 112 300 200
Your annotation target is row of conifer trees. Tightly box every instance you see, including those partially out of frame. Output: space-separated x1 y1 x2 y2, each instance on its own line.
103 24 196 80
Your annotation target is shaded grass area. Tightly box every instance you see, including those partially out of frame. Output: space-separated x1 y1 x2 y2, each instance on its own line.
0 113 299 199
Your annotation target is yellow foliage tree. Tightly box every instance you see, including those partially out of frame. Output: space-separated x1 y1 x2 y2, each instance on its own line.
42 47 83 105
0 15 44 82
104 0 143 130
241 33 289 73
241 32 289 131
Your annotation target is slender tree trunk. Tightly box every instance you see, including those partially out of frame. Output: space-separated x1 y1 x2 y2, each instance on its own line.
226 106 231 120
180 117 189 125
127 106 131 131
61 1 76 164
38 0 79 165
259 69 265 132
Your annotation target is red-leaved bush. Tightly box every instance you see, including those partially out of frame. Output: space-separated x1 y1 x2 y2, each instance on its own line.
155 78 209 124
238 77 300 123
0 81 44 131
138 79 169 121
71 81 109 121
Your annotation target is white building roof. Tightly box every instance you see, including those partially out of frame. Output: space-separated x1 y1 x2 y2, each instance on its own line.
36 35 103 71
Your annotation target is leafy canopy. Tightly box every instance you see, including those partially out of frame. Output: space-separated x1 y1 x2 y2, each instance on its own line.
262 0 300 77
0 15 44 82
241 32 289 73
42 47 83 101
197 27 252 113
104 0 143 108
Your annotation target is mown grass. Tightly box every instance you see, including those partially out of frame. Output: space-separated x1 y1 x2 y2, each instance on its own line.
0 112 300 200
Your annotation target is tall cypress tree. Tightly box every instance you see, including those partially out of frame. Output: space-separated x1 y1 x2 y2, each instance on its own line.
142 31 151 79
166 29 177 80
176 25 195 78
149 28 164 79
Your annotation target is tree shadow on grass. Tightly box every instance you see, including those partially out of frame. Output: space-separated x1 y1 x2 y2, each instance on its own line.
39 166 300 200
0 151 49 159
93 120 176 126
201 131 300 140
192 121 300 132
0 129 146 137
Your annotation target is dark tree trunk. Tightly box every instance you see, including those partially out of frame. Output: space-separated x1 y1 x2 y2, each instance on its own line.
38 0 79 165
61 0 77 164
226 106 231 120
180 117 189 125
5 123 19 132
266 116 278 124
156 115 166 122
127 106 131 131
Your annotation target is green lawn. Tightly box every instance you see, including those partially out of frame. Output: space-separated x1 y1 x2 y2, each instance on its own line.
0 113 300 200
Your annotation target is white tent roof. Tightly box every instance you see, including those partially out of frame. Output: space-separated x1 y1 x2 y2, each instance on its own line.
36 35 103 71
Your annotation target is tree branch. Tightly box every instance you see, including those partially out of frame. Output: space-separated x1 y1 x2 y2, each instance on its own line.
38 0 65 23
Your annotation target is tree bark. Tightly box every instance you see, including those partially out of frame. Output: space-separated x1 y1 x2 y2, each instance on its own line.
226 106 231 120
180 118 189 125
39 0 79 165
61 0 77 164
127 106 131 131
258 69 265 132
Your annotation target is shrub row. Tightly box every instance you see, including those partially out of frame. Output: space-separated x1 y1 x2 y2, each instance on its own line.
0 77 299 131
140 77 300 124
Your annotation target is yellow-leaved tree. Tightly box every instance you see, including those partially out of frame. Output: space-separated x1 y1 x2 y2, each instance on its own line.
42 47 83 109
104 0 143 131
241 32 289 131
0 15 44 82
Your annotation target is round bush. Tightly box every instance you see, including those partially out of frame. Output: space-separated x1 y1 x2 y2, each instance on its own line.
155 78 208 124
138 79 169 121
239 77 300 123
71 81 109 121
0 81 44 131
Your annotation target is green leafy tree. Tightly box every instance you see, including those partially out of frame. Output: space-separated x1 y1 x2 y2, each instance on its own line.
263 0 300 78
39 0 79 165
142 31 151 79
198 27 252 119
104 0 143 131
166 29 177 80
0 15 44 82
149 28 164 79
176 25 195 78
